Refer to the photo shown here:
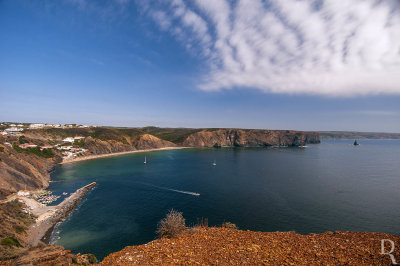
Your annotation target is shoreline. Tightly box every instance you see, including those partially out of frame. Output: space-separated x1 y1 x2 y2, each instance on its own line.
22 147 187 247
60 146 189 165
25 182 97 247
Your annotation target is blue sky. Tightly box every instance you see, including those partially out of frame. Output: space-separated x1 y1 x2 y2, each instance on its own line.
1 0 399 132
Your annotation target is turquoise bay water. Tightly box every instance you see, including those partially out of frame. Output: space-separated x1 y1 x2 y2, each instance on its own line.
49 140 400 259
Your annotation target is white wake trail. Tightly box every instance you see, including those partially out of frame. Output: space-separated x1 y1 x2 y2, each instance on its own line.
136 182 200 196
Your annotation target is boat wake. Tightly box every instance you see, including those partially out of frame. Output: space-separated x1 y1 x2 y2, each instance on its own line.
136 182 200 196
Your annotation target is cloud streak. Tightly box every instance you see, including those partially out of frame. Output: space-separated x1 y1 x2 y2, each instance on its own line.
143 0 400 96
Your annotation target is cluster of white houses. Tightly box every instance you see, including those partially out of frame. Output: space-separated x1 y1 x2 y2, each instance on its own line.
59 136 87 158
0 123 93 136
7 135 87 159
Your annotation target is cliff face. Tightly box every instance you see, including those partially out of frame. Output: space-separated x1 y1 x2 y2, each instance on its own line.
183 129 320 147
0 144 61 200
134 134 176 150
84 136 134 154
83 134 176 154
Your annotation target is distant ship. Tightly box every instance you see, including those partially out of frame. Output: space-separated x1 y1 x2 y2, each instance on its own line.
353 140 359 146
144 156 147 164
212 160 216 166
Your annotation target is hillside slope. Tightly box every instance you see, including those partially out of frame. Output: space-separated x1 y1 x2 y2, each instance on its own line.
101 227 399 265
0 142 61 200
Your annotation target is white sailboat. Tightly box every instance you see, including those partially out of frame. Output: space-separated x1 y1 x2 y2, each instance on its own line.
144 156 147 164
212 159 216 166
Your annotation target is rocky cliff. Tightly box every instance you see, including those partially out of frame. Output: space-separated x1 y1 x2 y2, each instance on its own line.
0 143 61 200
183 129 320 147
83 136 134 154
134 134 176 150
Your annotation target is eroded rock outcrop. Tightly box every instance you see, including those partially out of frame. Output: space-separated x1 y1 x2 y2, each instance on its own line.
134 134 176 150
0 144 61 200
83 136 134 154
183 129 320 147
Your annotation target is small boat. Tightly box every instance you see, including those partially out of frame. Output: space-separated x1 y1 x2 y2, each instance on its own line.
144 156 147 164
212 160 216 166
62 192 68 196
193 193 200 196
353 140 359 146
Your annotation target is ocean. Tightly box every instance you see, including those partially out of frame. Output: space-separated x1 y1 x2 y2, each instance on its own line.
48 139 400 259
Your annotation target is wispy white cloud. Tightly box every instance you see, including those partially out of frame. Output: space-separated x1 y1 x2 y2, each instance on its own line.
356 110 399 116
143 0 400 96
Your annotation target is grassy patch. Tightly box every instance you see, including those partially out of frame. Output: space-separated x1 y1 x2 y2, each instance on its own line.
13 225 25 234
1 237 22 248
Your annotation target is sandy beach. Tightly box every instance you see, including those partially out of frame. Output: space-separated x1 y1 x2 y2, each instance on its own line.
60 147 189 165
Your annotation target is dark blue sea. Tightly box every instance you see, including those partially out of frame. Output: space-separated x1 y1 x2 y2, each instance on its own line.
48 139 400 259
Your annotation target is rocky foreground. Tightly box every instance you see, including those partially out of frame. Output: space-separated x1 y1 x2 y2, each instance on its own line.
101 227 400 265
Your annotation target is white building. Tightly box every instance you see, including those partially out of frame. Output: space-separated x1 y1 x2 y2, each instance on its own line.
17 191 30 196
40 145 53 150
5 127 23 132
63 137 75 142
29 123 45 129
19 143 38 149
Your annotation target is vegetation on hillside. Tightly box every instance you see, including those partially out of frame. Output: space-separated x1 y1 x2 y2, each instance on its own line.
13 145 54 158
28 127 205 145
0 201 35 260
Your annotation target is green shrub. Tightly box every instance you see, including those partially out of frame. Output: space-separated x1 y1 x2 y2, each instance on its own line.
71 257 78 264
74 139 85 147
13 225 25 234
121 138 129 145
0 147 4 152
18 136 28 144
1 237 22 247
222 222 238 229
156 209 186 238
86 253 97 264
